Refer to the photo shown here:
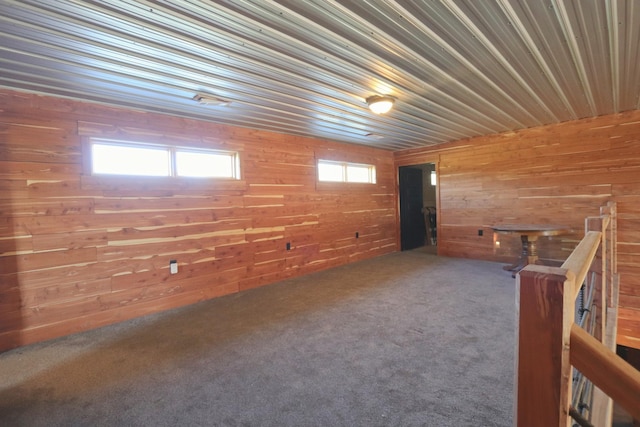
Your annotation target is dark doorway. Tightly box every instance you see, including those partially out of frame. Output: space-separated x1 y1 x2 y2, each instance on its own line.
399 166 427 250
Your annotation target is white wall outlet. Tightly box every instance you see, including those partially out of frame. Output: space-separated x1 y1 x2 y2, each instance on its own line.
170 260 178 274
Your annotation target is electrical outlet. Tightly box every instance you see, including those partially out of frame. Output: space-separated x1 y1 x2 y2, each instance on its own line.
478 229 483 236
286 242 291 251
170 260 178 274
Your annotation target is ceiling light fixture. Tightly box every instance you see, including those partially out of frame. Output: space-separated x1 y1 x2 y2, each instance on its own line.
193 93 231 106
366 95 395 114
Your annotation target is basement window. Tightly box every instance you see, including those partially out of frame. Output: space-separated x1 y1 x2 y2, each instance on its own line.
317 160 376 184
90 139 240 179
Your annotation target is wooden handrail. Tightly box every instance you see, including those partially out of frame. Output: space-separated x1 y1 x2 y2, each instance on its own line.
570 323 640 421
560 231 601 298
515 265 573 426
514 202 636 427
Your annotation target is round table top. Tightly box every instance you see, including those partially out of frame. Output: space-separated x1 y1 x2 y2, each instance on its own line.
491 224 572 236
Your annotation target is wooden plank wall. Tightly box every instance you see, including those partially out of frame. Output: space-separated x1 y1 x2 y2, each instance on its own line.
395 110 640 349
0 90 398 352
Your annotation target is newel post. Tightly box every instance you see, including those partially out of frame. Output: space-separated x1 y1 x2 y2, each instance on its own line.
514 265 575 427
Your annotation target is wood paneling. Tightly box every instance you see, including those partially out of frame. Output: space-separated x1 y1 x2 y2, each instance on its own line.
0 90 398 352
396 109 640 348
4 87 638 351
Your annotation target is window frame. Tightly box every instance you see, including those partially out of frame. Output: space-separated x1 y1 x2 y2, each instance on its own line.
317 159 376 184
87 138 241 180
174 146 241 179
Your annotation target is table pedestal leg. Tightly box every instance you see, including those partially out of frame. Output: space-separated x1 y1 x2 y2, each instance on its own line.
502 259 525 272
526 236 539 265
503 235 539 277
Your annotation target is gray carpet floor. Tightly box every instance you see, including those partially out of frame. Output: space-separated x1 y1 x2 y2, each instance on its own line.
0 250 516 426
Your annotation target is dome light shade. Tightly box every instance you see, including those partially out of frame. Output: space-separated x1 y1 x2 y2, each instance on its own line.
366 95 395 114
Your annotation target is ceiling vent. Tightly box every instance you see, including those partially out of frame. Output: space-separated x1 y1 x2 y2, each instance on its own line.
365 133 384 139
193 93 231 106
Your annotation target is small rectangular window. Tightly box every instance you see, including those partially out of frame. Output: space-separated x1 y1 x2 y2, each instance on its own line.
175 149 238 178
317 161 345 182
92 143 171 176
90 139 240 179
317 160 376 184
346 165 372 183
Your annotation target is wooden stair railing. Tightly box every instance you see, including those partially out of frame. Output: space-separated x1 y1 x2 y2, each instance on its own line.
514 202 640 426
570 324 640 422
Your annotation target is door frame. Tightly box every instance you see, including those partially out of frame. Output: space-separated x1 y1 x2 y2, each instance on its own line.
394 155 440 253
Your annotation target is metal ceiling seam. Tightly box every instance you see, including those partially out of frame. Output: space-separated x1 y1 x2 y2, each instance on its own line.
173 0 498 138
238 0 429 92
0 70 196 112
0 31 225 96
0 35 441 146
0 58 228 107
3 0 504 142
478 10 576 120
0 29 318 122
72 3 369 101
322 0 527 129
497 0 578 120
550 0 598 116
189 0 505 136
397 105 482 141
571 1 616 113
140 1 428 109
605 0 620 113
0 53 421 145
0 4 212 69
16 0 375 114
442 0 577 122
1 0 637 150
203 92 438 144
246 0 509 133
0 74 412 150
119 1 381 103
328 30 511 138
382 0 541 127
93 1 483 140
32 17 396 134
630 1 640 110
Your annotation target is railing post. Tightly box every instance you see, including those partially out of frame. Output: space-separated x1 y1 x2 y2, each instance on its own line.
602 202 618 306
515 265 574 427
586 215 605 342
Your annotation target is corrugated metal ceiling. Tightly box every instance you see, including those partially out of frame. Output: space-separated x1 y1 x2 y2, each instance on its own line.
1 0 639 151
